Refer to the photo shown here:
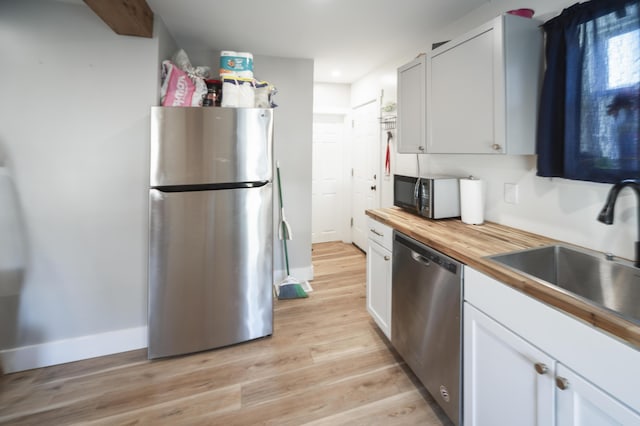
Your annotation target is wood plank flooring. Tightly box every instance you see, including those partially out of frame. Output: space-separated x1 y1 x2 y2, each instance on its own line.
0 242 452 425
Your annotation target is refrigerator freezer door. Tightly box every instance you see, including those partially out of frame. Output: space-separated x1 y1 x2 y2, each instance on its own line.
150 107 273 187
148 185 273 358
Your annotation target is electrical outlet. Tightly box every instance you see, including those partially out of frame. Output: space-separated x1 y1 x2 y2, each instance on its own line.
504 183 519 204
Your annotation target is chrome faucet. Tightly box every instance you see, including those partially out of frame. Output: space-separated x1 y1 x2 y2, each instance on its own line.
597 179 640 267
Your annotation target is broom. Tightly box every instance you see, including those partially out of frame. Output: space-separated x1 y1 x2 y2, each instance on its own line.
275 162 309 299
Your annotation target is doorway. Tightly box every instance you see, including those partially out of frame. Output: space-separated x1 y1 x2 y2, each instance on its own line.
351 99 381 251
311 99 381 249
312 113 348 243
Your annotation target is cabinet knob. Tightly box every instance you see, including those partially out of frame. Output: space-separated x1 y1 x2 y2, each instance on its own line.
384 255 390 261
418 146 425 151
370 185 377 191
491 143 502 151
556 376 570 390
534 363 548 375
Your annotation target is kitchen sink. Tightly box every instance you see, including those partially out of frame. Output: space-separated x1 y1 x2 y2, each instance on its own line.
488 245 640 325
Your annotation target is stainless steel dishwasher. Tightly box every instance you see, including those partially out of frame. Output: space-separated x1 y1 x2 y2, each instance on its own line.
392 231 463 426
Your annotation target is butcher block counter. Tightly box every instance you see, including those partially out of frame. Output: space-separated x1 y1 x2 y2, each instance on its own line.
366 207 640 349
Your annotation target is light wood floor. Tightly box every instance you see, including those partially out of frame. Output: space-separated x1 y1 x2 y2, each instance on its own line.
0 242 452 425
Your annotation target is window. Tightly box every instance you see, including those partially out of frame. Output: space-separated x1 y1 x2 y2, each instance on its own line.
537 1 640 183
608 29 639 88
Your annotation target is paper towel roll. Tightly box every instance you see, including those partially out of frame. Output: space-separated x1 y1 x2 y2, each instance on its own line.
219 51 254 79
460 177 484 225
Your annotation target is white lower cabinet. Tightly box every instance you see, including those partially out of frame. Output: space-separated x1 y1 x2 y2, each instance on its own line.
366 218 392 339
556 364 640 426
464 266 640 426
464 303 555 426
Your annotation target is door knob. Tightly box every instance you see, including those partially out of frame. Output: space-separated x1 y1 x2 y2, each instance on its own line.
371 185 377 191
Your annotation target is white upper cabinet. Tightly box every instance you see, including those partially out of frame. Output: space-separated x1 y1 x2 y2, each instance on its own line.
397 55 426 153
427 14 543 154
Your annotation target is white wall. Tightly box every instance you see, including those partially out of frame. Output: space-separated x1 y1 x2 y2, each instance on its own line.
314 83 351 114
0 0 176 372
354 0 636 261
257 56 314 279
156 16 178 95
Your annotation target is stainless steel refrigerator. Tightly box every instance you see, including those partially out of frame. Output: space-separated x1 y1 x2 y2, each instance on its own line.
148 107 273 359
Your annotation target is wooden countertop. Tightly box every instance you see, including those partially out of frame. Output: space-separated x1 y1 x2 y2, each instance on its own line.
366 207 640 349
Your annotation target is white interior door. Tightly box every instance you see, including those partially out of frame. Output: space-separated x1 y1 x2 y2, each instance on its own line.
312 113 346 243
351 100 380 251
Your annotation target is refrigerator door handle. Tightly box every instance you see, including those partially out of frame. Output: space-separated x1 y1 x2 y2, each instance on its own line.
152 181 270 193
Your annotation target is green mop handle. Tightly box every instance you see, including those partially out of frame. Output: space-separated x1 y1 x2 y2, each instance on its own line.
282 233 291 276
276 163 291 276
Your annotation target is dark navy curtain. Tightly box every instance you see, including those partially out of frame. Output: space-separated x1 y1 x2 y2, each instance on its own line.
537 0 640 183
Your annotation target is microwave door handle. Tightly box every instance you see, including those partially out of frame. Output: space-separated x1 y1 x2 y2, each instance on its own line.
413 178 421 212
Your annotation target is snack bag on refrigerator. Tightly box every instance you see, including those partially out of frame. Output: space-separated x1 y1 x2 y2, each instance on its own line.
160 60 207 107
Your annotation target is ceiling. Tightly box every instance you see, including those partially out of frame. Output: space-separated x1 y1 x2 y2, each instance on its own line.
146 0 489 83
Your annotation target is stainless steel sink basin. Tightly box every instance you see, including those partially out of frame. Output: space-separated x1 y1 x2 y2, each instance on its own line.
488 245 640 324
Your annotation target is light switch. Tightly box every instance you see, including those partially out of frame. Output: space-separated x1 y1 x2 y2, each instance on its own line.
504 183 519 204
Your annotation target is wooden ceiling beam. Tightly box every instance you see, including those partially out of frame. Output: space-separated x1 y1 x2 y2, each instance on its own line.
84 0 154 38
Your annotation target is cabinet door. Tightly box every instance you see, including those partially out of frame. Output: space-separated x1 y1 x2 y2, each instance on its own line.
397 55 426 153
556 364 640 426
428 28 497 154
366 240 392 338
464 303 555 426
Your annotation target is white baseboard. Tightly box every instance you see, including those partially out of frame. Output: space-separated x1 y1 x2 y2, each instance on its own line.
274 264 314 282
0 326 147 373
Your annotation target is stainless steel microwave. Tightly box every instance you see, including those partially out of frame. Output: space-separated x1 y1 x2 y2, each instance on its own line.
393 174 460 219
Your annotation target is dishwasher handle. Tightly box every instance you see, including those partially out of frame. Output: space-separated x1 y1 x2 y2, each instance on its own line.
395 232 460 275
411 251 432 267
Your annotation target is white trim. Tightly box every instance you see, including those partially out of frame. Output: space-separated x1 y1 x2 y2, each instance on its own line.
0 326 147 373
313 107 350 115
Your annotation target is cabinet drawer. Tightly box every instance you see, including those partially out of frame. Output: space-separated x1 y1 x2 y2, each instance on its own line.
367 218 393 251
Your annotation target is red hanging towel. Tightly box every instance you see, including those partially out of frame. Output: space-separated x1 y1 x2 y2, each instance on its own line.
385 131 392 175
